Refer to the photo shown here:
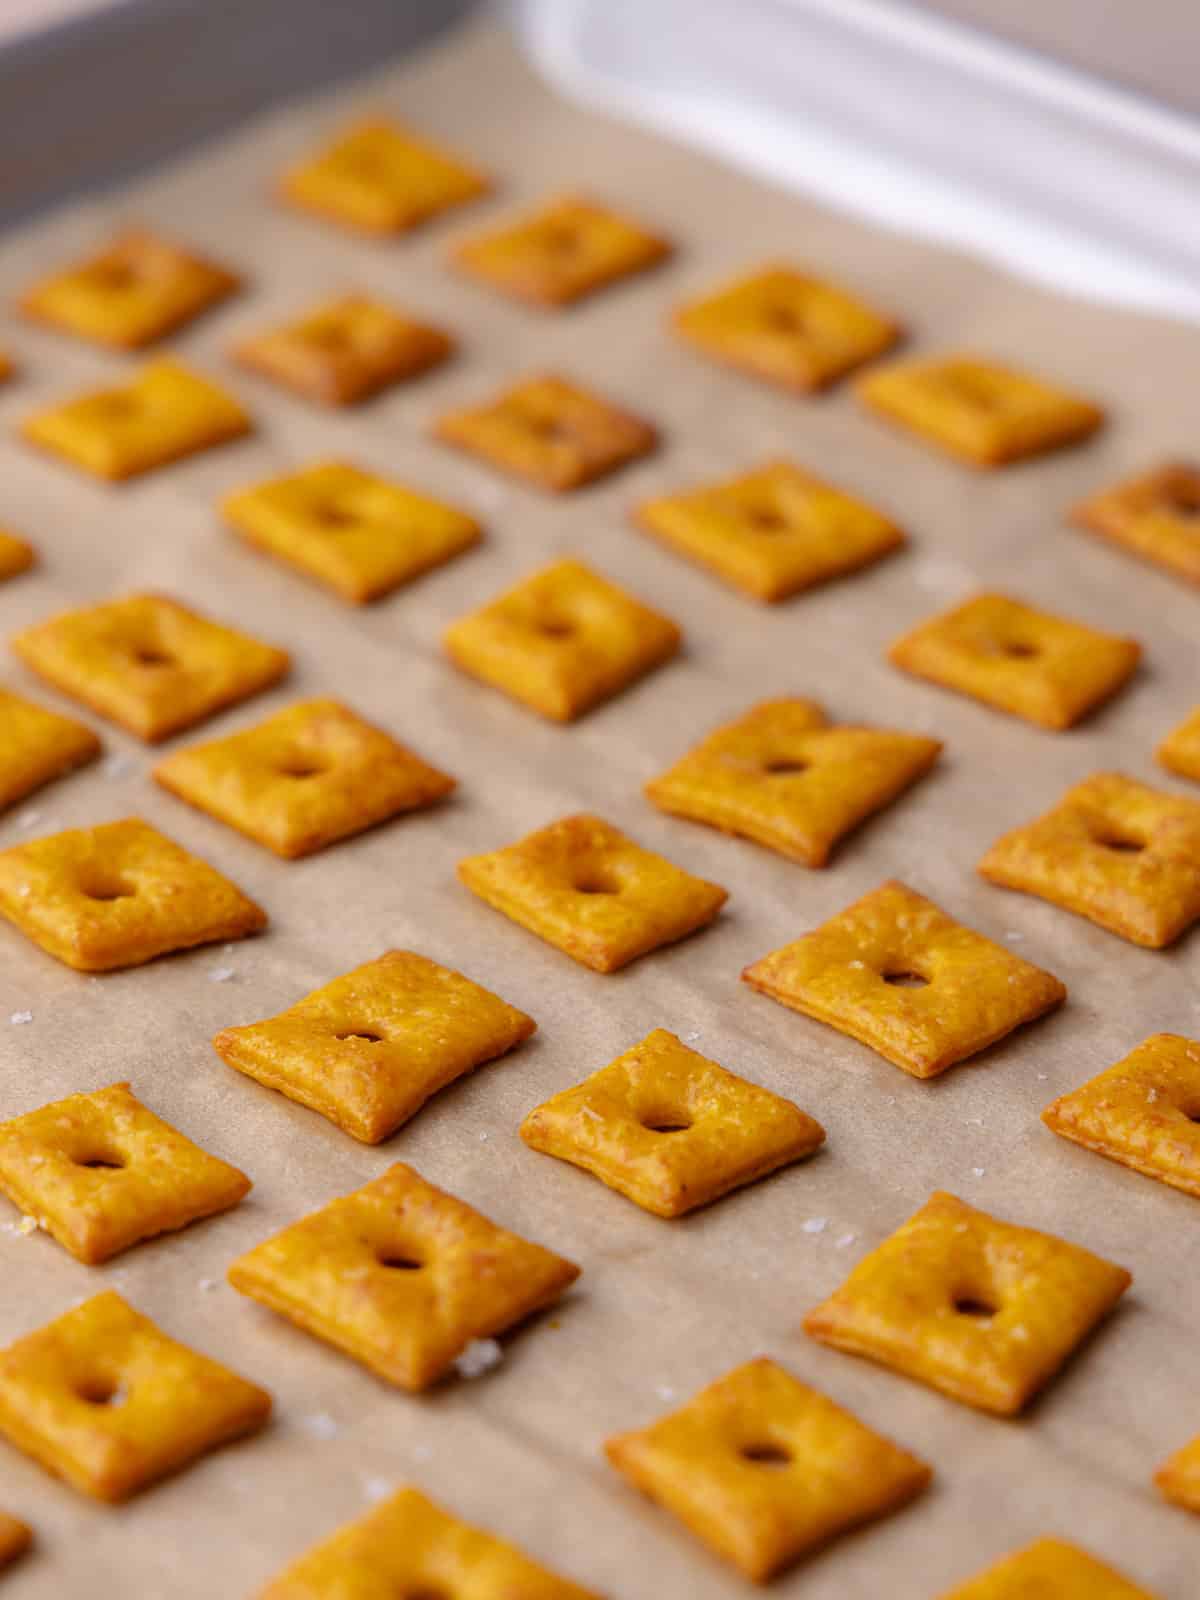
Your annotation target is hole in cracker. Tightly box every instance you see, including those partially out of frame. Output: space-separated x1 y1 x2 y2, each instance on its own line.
740 1442 792 1468
303 323 352 350
763 757 809 776
979 638 1037 660
537 224 582 255
376 1250 423 1271
314 502 359 529
744 505 791 533
403 1589 450 1600
1092 828 1146 855
336 1029 384 1043
76 1377 125 1407
572 866 621 896
277 756 327 780
527 414 574 445
882 969 929 989
640 1111 693 1134
89 262 140 293
131 645 173 668
953 1294 998 1320
535 617 576 639
761 304 804 335
73 1151 126 1171
79 871 135 903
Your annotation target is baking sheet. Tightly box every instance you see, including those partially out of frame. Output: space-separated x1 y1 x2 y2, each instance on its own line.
0 14 1196 1597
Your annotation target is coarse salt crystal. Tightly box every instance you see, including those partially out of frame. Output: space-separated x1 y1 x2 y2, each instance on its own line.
454 1338 502 1380
971 1167 986 1178
16 809 41 829
208 966 235 983
102 754 133 779
836 1232 857 1249
301 1412 339 1441
655 1384 676 1402
1146 1087 1159 1103
17 1216 37 1235
478 1132 489 1142
362 1476 392 1504
198 1278 217 1293
10 1011 32 1026
802 1216 827 1235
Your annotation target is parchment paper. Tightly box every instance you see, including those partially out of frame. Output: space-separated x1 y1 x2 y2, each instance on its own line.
0 15 1196 1597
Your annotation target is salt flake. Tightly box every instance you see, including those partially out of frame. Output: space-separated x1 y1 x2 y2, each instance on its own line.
802 1216 827 1235
362 1475 392 1504
9 1011 32 1026
454 1338 502 1380
17 1216 37 1235
836 1232 857 1249
208 966 235 984
301 1412 339 1441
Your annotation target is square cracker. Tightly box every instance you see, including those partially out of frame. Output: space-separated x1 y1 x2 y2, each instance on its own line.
231 294 453 407
0 689 100 813
1157 705 1200 784
742 879 1064 1079
227 1162 578 1391
0 1082 249 1264
1071 461 1200 587
458 813 727 974
605 1357 930 1582
0 817 266 972
646 698 941 867
978 772 1200 948
20 358 251 481
452 192 671 307
434 373 656 492
280 117 489 234
1155 1434 1200 1516
858 354 1104 466
888 592 1140 730
0 531 35 584
1041 1033 1200 1199
212 949 535 1144
12 591 289 743
0 1511 30 1571
154 698 455 859
804 1190 1130 1415
19 229 239 350
444 557 680 722
672 264 901 392
258 1485 600 1599
0 1291 270 1502
634 459 904 602
936 1538 1162 1598
223 460 480 605
521 1027 824 1217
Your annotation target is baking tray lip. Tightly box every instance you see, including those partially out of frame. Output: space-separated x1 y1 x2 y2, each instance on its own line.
0 0 481 231
512 0 1200 325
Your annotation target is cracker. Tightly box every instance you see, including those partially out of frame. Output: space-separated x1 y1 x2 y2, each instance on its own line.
521 1028 823 1218
434 373 656 492
12 591 289 743
0 1511 30 1572
888 592 1140 730
258 1485 599 1599
1041 1033 1200 1199
646 698 941 867
804 1190 1130 1415
154 698 454 859
0 354 12 385
1155 1434 1200 1516
0 689 100 813
459 813 727 973
0 1291 270 1501
19 229 238 350
452 192 671 307
0 1082 249 1264
227 1162 578 1390
231 294 453 406
742 880 1064 1079
212 949 534 1144
978 772 1200 948
672 264 901 392
0 531 35 584
1156 705 1200 784
20 358 251 481
280 117 488 234
222 460 480 604
605 1357 930 1582
444 557 680 722
936 1538 1161 1599
634 459 904 602
858 354 1104 466
0 817 266 972
1071 461 1200 587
